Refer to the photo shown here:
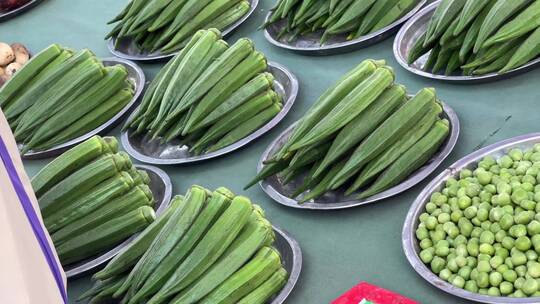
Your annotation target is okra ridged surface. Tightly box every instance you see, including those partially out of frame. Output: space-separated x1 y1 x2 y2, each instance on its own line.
107 0 252 54
0 44 135 153
124 29 284 156
246 59 450 204
264 0 421 45
31 135 157 266
82 185 289 304
407 0 540 76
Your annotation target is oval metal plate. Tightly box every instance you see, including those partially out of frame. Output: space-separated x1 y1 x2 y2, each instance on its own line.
258 101 460 210
263 0 427 55
403 133 540 303
107 0 259 61
0 0 44 22
20 57 145 160
270 225 302 304
121 61 298 165
65 164 173 279
394 0 540 83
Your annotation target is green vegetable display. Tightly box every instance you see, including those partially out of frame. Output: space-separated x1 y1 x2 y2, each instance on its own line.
245 59 450 203
31 135 155 266
408 0 540 76
0 44 134 153
124 29 283 154
82 185 288 304
416 145 540 297
107 0 252 54
264 0 421 44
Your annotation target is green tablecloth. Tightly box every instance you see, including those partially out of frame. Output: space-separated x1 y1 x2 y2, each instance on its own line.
4 0 540 303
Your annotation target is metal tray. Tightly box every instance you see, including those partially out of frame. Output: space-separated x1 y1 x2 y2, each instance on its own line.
403 133 540 303
270 225 302 304
107 0 259 61
65 164 173 279
258 101 460 210
393 0 540 83
263 0 427 55
20 57 145 160
0 0 44 22
121 61 298 165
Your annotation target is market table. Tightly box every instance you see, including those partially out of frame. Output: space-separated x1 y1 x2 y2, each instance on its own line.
4 0 540 303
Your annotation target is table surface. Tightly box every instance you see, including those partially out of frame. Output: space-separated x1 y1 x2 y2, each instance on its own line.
5 0 540 303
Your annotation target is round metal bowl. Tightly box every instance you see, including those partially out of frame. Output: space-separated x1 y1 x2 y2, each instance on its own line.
121 61 298 165
403 133 540 303
0 0 44 22
65 164 173 279
107 0 259 61
258 101 460 210
263 0 427 55
20 57 145 160
393 0 540 83
270 225 302 304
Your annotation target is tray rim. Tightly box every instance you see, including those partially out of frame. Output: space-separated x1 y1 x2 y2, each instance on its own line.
271 225 303 304
0 0 44 22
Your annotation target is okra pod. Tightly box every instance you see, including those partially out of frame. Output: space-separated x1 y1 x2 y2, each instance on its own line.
500 27 540 73
454 0 491 36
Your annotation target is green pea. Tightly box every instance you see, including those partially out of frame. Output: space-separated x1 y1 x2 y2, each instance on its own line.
441 204 451 214
471 227 483 238
495 247 509 259
516 265 527 277
479 243 494 255
502 236 515 250
526 250 538 261
457 196 472 210
450 210 462 223
458 266 472 280
431 256 446 274
432 208 442 217
465 280 478 293
512 250 528 266
512 188 529 204
488 287 501 296
447 258 459 273
431 230 446 243
515 236 532 251
478 288 488 295
497 193 511 206
510 224 528 238
499 155 514 169
490 256 504 269
485 184 497 194
489 208 504 222
420 238 433 250
505 257 514 269
495 230 507 243
447 226 460 239
515 277 526 289
452 275 465 288
531 152 540 162
478 253 491 262
477 260 491 272
479 231 495 244
503 270 518 283
513 289 526 297
497 264 509 274
416 227 429 240
500 281 514 295
528 221 540 236
476 209 489 222
479 191 492 203
420 249 434 263
438 213 451 224
510 149 524 161
523 174 537 185
522 278 539 295
483 156 496 166
460 169 473 179
467 256 477 268
464 206 477 219
454 235 467 246
476 272 490 288
522 183 535 192
489 271 503 287
435 246 450 257
425 216 438 230
477 171 492 186
500 213 514 230
527 262 540 278
439 268 452 281
534 192 540 204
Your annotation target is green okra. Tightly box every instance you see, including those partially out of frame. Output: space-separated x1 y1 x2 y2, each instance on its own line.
483 0 540 48
459 0 494 62
423 44 441 72
370 0 418 33
347 103 443 195
300 160 346 203
445 50 462 75
474 0 532 53
288 67 395 152
454 0 492 36
500 27 540 73
358 119 450 199
313 84 407 179
462 38 521 69
244 159 291 190
473 44 518 75
326 0 376 35
439 17 460 46
424 0 467 47
149 0 189 31
330 88 437 190
407 32 431 64
356 0 400 36
205 1 251 31
236 268 288 304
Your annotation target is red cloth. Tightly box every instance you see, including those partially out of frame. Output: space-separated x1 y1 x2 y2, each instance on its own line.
332 282 418 304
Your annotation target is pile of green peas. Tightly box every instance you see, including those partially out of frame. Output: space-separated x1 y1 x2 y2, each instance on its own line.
416 146 540 298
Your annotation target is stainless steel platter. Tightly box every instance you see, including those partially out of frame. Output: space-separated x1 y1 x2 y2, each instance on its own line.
107 0 259 61
403 133 540 303
258 101 460 210
0 0 44 21
269 225 303 304
121 62 298 165
393 0 540 83
21 57 145 160
263 0 427 55
65 165 173 279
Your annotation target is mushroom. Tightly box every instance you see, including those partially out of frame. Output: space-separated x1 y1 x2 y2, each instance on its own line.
0 75 8 87
11 43 30 65
0 66 4 77
5 62 22 77
0 42 15 66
